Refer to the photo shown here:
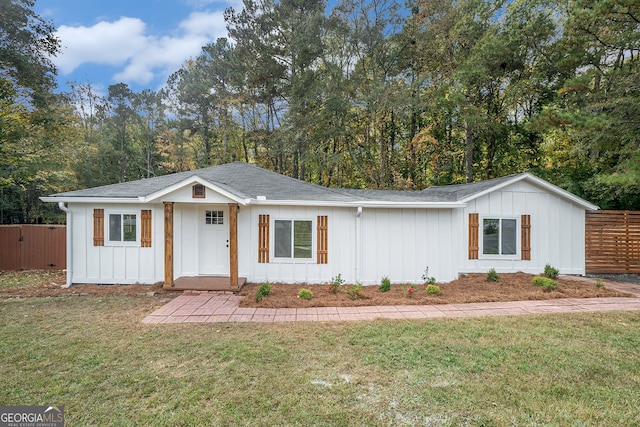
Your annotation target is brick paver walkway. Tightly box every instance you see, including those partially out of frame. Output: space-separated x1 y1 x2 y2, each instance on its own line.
143 277 640 324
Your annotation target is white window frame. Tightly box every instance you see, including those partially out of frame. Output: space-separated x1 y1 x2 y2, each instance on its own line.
205 210 224 225
272 218 315 263
105 211 139 247
479 215 520 260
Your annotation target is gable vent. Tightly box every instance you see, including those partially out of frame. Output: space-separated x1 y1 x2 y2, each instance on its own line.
192 184 205 198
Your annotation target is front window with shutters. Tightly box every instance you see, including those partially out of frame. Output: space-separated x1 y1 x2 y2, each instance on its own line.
107 213 137 245
274 219 313 259
481 217 518 257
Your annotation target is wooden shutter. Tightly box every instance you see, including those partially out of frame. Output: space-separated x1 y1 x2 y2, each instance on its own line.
521 214 531 260
258 214 270 263
317 215 328 264
93 209 104 246
141 210 152 248
468 213 479 259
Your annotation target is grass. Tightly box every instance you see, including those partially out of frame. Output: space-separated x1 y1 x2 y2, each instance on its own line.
1 295 639 426
0 270 64 291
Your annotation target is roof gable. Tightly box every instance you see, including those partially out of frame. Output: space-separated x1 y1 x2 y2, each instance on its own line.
454 173 598 210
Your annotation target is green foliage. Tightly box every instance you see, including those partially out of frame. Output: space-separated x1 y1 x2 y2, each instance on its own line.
487 268 500 282
7 0 640 225
379 276 391 292
0 0 61 103
255 282 272 302
422 267 436 285
426 284 441 295
532 276 559 292
544 264 559 279
297 289 313 300
596 278 604 289
345 282 365 300
326 274 344 294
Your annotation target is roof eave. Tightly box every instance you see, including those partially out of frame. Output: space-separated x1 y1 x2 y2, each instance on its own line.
40 196 142 204
248 199 466 208
458 173 599 211
139 176 248 205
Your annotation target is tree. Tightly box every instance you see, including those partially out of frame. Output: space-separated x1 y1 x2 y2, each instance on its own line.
0 0 68 223
0 0 60 105
541 0 640 208
225 0 329 179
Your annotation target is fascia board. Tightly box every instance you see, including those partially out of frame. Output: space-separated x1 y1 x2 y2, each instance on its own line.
458 173 599 211
40 197 141 204
139 176 247 205
248 199 466 209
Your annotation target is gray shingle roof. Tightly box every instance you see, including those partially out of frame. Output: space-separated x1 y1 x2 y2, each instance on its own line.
48 162 526 204
50 162 356 202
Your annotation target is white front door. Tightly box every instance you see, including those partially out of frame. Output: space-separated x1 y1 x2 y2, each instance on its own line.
199 206 230 275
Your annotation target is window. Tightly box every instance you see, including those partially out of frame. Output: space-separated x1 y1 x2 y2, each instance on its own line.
482 218 517 256
205 210 224 225
109 214 137 242
274 219 312 259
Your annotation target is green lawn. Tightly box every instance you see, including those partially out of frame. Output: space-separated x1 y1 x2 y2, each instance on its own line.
1 295 639 426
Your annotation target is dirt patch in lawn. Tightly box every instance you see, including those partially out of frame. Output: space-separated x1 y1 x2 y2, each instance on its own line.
238 272 632 308
0 271 174 298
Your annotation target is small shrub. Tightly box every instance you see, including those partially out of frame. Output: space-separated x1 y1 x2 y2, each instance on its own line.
426 284 441 295
255 282 271 302
544 264 559 279
532 276 558 292
422 267 436 286
487 268 500 282
379 276 391 292
345 282 365 300
596 278 604 288
297 289 313 299
326 274 344 294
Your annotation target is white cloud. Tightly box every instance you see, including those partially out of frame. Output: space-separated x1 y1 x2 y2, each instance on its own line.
55 17 150 74
54 10 229 88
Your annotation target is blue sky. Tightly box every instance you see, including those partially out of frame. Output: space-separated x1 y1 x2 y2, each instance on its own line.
35 0 242 94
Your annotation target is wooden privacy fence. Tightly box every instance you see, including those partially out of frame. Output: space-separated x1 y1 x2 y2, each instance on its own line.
0 225 66 270
586 210 640 274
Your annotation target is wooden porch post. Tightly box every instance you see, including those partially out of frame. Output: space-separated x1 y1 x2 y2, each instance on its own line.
229 203 238 289
163 202 174 288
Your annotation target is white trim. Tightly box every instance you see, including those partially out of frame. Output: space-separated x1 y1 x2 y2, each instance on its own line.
249 200 466 209
478 215 520 260
41 197 141 204
459 173 599 211
271 218 316 263
104 210 139 247
139 176 248 205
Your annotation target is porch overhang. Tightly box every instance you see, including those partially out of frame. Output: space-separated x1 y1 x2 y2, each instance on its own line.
139 176 249 205
163 201 240 290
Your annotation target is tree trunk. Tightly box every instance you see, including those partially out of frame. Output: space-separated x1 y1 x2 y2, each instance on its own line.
465 121 475 183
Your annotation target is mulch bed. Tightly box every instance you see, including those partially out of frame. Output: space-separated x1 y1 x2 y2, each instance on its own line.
238 272 632 308
1 272 632 307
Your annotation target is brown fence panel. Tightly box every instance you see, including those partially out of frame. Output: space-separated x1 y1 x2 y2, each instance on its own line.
586 210 640 273
0 225 66 270
20 225 66 270
0 226 22 270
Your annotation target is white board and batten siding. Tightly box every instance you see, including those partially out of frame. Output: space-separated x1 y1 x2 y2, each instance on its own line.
245 206 459 285
460 180 587 276
245 206 355 285
359 208 458 284
67 203 165 285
